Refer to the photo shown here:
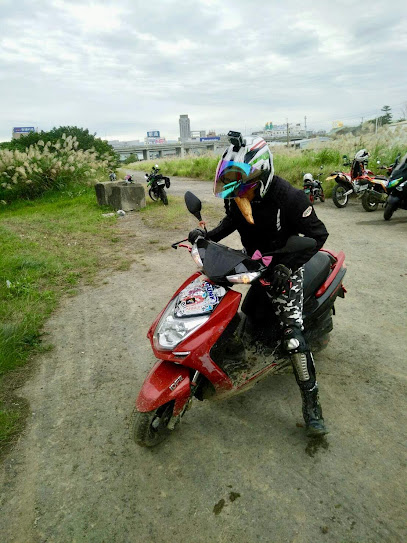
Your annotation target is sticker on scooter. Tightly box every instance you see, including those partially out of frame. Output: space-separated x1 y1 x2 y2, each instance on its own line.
175 278 225 317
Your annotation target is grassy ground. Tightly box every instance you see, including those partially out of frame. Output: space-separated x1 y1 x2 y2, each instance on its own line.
0 186 129 452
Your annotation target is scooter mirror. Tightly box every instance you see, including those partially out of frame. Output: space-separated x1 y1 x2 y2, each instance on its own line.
184 191 203 221
320 165 323 170
273 235 316 254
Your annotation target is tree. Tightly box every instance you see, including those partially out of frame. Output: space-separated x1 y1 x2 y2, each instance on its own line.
380 105 392 125
122 153 139 164
398 102 407 122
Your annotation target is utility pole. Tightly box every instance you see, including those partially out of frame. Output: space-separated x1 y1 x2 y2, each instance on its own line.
304 116 307 135
286 118 290 148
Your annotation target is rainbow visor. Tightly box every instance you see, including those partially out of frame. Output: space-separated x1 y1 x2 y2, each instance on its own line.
214 160 262 199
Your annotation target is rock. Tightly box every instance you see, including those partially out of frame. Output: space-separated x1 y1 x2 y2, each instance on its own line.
95 182 146 211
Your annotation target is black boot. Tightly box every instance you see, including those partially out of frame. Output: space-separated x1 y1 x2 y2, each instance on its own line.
289 349 328 437
300 385 328 437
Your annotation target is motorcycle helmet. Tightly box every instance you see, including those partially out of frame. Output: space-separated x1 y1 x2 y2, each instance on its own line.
355 149 370 162
303 173 314 183
214 133 274 200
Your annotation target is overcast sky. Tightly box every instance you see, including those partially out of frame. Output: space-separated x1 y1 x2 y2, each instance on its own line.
1 0 406 142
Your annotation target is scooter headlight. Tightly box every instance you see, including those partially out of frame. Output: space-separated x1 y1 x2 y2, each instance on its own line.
153 298 209 351
226 271 261 284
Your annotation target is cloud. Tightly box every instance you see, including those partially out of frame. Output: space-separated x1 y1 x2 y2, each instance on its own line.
0 0 406 141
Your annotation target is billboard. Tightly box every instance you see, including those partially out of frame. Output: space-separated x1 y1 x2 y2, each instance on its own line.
146 138 166 144
13 127 35 133
200 137 220 142
147 130 160 138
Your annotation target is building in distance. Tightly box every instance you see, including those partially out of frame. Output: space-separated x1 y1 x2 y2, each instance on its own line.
12 126 36 140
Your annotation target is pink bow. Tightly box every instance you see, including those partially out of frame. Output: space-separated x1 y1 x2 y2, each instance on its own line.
252 250 273 266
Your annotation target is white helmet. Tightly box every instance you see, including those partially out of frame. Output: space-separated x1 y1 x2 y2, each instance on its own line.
303 173 314 183
355 149 370 162
214 132 274 199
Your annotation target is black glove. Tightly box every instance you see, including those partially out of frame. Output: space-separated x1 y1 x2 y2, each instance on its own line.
269 264 292 294
188 228 206 244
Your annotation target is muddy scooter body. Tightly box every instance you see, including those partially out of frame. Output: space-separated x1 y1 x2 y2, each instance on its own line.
132 193 346 447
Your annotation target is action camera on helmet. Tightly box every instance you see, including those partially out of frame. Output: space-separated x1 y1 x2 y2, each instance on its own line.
227 131 245 151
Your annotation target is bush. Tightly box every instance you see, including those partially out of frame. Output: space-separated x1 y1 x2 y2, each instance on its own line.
0 126 118 168
122 153 139 164
0 134 112 203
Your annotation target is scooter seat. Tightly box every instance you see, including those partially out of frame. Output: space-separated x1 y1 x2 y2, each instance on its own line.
303 252 332 300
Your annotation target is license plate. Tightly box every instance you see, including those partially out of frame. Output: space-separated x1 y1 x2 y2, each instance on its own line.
157 180 165 186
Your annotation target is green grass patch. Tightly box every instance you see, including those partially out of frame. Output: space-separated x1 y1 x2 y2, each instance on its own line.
0 186 125 451
139 195 224 232
128 154 219 180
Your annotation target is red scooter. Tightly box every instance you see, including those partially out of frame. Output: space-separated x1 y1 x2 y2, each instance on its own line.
132 192 346 447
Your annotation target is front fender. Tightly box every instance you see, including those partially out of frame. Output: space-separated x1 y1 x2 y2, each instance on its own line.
387 194 401 206
136 360 191 415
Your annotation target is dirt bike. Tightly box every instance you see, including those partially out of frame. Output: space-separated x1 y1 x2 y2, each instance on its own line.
302 166 325 204
361 155 402 212
359 174 390 212
131 191 347 447
144 165 170 205
326 164 374 208
384 153 407 220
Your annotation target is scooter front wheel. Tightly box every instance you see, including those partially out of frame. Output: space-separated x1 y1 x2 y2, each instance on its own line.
131 401 175 447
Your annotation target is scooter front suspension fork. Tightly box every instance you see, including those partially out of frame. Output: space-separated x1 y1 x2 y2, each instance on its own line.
167 370 200 430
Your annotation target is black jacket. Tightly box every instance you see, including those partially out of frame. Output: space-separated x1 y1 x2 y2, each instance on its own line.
207 176 329 272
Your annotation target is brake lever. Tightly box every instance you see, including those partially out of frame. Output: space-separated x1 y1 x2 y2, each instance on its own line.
171 238 188 249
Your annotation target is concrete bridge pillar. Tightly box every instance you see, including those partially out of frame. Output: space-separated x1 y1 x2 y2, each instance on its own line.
142 149 151 161
158 150 163 158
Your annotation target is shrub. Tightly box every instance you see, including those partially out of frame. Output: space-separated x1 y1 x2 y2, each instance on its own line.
0 135 113 203
0 126 118 168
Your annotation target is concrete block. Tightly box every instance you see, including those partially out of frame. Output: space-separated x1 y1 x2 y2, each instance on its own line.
95 182 146 211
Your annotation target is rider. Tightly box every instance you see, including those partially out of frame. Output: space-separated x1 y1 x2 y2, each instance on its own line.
351 149 370 179
189 132 329 436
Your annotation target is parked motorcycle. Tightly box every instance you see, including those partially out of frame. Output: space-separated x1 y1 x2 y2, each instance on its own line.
383 153 407 220
131 191 346 447
359 156 401 212
360 174 389 212
377 154 401 176
145 165 171 205
302 166 325 203
326 160 374 208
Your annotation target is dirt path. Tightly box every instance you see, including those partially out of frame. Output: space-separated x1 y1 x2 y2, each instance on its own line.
1 178 406 543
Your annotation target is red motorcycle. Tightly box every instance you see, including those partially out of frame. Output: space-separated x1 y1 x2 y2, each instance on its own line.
132 192 346 447
327 158 375 208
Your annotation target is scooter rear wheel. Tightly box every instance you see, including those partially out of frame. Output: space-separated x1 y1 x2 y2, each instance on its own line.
131 402 175 447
